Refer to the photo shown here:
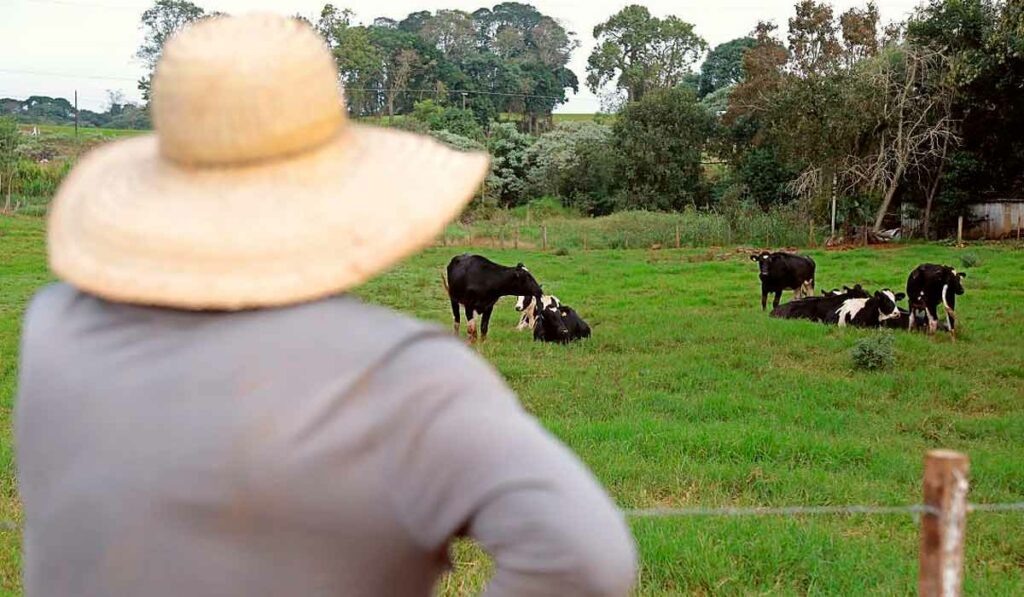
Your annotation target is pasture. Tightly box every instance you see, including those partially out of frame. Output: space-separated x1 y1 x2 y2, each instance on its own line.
1 215 1022 595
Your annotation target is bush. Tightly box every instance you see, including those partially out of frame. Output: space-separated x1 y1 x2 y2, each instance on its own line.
522 122 615 212
960 253 980 268
850 334 895 371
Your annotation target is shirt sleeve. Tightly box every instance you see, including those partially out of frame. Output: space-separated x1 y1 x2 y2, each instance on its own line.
376 335 636 597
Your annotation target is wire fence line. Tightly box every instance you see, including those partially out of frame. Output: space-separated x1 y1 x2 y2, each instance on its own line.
0 502 1019 532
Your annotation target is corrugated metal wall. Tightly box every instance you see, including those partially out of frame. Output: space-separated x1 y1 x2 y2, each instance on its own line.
968 201 1024 239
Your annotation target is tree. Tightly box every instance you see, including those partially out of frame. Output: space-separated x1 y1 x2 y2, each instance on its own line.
485 122 531 206
136 0 209 100
613 88 715 210
698 37 756 98
587 5 706 102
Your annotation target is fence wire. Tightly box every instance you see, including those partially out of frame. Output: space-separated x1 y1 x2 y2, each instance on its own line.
0 503 1020 532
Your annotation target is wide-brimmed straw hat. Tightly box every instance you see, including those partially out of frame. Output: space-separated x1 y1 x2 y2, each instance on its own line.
48 13 489 310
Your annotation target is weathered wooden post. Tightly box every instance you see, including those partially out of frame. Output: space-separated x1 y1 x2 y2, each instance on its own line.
919 450 969 597
675 224 681 249
514 227 520 249
542 225 548 251
957 216 964 246
1017 214 1022 241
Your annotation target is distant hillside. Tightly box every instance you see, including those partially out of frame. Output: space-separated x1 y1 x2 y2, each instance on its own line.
1 95 150 130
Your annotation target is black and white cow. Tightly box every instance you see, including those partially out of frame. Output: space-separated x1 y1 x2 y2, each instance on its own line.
833 289 906 328
750 251 816 310
514 294 561 331
906 264 967 336
533 303 591 343
444 254 542 341
771 285 869 322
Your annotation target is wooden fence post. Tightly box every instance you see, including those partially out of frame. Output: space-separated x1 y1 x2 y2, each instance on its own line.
675 224 681 249
919 450 969 597
514 227 520 249
957 216 964 246
542 225 548 251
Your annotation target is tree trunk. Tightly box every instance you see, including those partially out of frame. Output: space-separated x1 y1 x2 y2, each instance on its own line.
923 140 949 240
873 160 906 232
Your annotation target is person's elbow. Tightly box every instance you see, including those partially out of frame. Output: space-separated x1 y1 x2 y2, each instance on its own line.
561 515 638 596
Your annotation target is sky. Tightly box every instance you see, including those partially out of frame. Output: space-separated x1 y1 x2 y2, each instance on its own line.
2 0 924 113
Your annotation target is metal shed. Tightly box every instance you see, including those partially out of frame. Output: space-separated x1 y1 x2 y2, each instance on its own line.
968 199 1024 239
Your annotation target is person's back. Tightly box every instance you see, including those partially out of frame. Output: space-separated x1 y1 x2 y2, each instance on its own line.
19 285 634 595
16 14 635 596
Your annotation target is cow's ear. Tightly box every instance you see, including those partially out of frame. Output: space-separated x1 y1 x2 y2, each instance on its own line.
895 292 906 301
749 254 758 262
958 272 967 279
517 262 525 269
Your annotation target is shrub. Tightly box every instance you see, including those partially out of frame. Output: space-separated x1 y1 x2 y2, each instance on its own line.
960 253 980 268
850 334 895 371
553 247 570 256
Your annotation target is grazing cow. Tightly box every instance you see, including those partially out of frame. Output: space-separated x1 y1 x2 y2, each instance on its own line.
444 254 542 341
771 285 869 322
533 304 591 344
906 264 967 336
750 251 816 310
833 289 906 328
514 294 561 331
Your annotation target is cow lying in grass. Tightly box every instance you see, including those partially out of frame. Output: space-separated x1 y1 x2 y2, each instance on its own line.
533 303 591 344
770 285 869 322
514 294 561 331
832 290 906 327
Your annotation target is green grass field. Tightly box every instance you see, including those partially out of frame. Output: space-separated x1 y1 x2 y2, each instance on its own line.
1 215 1022 595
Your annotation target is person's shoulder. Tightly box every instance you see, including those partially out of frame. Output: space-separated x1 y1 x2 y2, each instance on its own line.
22 282 80 329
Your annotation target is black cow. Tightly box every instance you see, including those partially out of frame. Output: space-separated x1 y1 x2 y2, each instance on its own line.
750 251 816 310
533 304 591 344
906 264 967 336
770 285 869 322
833 289 906 328
444 254 542 341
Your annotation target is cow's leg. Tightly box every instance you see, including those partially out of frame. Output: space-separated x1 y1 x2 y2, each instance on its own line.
773 290 783 309
465 306 477 342
926 305 938 335
450 298 461 335
761 288 768 311
480 305 495 341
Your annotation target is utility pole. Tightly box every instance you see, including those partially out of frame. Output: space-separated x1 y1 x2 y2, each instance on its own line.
462 92 468 110
74 90 79 138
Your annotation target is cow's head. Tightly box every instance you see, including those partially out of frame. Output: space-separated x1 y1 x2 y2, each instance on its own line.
512 263 543 300
749 252 773 278
945 267 967 296
845 284 870 298
515 295 533 312
538 304 571 343
875 289 906 321
822 288 842 297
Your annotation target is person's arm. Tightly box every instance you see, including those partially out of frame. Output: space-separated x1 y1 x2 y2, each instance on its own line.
378 336 636 596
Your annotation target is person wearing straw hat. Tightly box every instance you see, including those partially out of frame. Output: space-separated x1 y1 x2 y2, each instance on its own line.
15 13 635 597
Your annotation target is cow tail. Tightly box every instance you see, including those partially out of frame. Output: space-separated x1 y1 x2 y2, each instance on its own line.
441 272 450 297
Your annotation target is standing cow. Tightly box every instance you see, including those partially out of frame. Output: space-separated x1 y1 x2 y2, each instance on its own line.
906 264 967 336
750 251 816 310
444 254 542 341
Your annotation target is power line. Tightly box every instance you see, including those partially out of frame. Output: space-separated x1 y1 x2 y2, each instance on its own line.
0 68 139 82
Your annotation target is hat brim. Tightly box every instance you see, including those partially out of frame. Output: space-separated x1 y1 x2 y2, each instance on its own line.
48 125 489 310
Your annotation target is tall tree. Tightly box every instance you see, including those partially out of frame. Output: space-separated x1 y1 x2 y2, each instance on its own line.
698 37 756 98
587 5 706 102
136 0 210 100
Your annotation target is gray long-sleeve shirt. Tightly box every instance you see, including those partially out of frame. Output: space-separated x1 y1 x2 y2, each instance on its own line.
15 283 636 596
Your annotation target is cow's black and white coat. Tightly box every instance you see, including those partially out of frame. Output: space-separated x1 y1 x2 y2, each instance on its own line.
514 295 561 331
770 285 869 322
533 304 591 344
750 251 816 310
444 254 542 341
833 289 906 328
906 264 966 336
